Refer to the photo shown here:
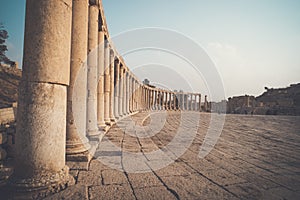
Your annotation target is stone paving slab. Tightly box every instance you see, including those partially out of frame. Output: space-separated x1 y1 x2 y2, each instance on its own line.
46 111 300 200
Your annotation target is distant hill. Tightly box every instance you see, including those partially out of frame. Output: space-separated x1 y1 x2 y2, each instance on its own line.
0 65 21 108
226 83 300 116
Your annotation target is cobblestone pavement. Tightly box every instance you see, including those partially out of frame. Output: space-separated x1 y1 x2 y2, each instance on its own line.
47 111 300 200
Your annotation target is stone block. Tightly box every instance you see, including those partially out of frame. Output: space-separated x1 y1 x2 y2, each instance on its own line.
0 147 7 160
0 133 7 144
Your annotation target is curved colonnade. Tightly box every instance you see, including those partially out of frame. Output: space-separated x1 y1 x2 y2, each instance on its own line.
8 0 209 196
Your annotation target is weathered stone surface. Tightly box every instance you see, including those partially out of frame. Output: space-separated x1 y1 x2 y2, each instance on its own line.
134 186 176 200
0 147 7 160
87 4 99 135
127 172 163 189
0 132 7 144
89 185 135 200
22 0 72 85
66 0 91 156
8 0 73 195
15 82 67 174
45 112 300 199
44 184 88 200
102 169 128 185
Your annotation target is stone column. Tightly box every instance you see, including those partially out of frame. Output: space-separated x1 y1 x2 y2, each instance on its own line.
97 27 106 128
118 65 123 117
173 93 176 110
147 89 150 110
129 76 133 113
66 0 90 157
133 79 137 111
156 91 159 110
11 0 73 193
166 92 169 110
104 41 110 124
198 94 201 111
169 92 172 110
114 60 120 119
122 71 127 115
158 91 162 110
194 94 197 111
126 72 130 114
204 95 208 112
87 3 99 135
109 50 115 122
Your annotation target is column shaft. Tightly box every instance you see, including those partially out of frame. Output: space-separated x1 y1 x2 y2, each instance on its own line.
114 60 120 118
12 0 73 192
66 0 90 155
97 29 105 127
87 4 99 135
104 41 110 124
122 71 127 115
109 50 115 122
118 66 123 116
126 73 130 114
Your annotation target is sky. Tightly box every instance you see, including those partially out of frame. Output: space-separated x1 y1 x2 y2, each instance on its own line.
0 0 299 101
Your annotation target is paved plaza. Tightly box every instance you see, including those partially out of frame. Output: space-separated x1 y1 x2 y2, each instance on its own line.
47 111 300 200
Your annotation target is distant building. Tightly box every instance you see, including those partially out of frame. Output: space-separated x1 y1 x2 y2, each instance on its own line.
226 83 300 116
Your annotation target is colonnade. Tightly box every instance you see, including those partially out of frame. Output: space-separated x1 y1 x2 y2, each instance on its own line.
9 0 206 196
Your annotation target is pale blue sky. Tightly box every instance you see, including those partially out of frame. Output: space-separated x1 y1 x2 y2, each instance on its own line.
0 0 299 100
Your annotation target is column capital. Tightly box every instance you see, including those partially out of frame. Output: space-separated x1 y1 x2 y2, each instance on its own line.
89 0 100 6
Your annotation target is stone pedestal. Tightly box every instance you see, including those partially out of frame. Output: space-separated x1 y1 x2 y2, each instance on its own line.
8 0 74 196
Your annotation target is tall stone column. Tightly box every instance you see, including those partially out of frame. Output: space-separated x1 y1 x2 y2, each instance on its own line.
155 90 158 110
182 94 186 110
158 91 161 110
87 3 99 135
104 41 111 124
132 78 136 112
11 0 73 193
129 76 133 113
114 60 120 119
126 72 130 114
173 92 177 110
198 94 201 111
66 0 90 157
118 66 124 117
109 50 115 122
122 71 127 115
194 94 197 111
169 92 172 110
147 88 150 110
97 28 106 128
204 95 208 112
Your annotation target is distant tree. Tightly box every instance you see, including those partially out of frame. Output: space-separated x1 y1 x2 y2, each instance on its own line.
0 23 12 65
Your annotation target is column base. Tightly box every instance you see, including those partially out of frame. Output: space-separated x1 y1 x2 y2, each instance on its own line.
66 140 91 156
3 166 75 199
87 129 100 137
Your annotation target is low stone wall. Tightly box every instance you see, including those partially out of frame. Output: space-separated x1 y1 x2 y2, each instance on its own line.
0 104 16 185
0 103 16 185
0 103 17 125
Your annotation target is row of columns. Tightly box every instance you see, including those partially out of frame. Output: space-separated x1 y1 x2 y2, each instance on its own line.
10 0 208 195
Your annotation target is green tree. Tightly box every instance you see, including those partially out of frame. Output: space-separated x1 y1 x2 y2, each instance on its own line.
0 23 12 65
